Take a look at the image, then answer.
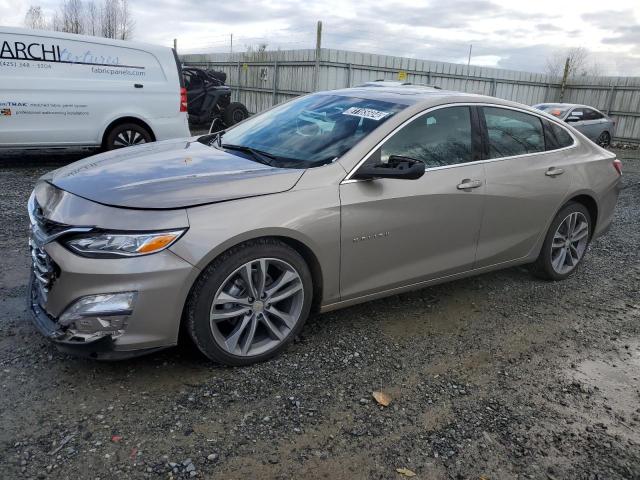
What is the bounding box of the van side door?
[0,32,96,147]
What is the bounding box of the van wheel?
[105,123,152,150]
[186,239,313,366]
[223,102,249,126]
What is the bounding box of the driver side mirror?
[353,152,425,180]
[565,116,581,123]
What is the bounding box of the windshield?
[213,94,407,168]
[533,104,571,118]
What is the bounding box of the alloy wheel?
[113,130,147,147]
[597,132,611,148]
[209,258,304,356]
[550,212,589,275]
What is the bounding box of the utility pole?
[173,38,177,52]
[230,33,233,55]
[314,20,322,91]
[464,44,472,91]
[559,56,570,102]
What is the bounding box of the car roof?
[326,83,526,110]
[535,102,603,111]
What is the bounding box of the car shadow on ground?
[35,263,535,375]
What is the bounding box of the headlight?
[64,229,186,258]
[59,292,136,327]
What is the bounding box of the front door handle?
[457,179,483,190]
[545,167,565,177]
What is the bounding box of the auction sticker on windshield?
[342,106,391,121]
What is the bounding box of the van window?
[380,106,473,168]
[482,107,544,158]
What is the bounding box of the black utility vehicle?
[183,67,249,129]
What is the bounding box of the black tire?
[596,131,611,148]
[223,102,249,126]
[530,202,592,281]
[185,238,313,366]
[104,123,153,150]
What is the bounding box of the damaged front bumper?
[28,273,165,360]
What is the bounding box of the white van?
[0,27,190,150]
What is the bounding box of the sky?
[1,0,640,76]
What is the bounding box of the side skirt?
[319,256,534,313]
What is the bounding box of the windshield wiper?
[198,129,226,147]
[215,129,225,147]
[221,144,277,167]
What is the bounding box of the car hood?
[45,138,305,209]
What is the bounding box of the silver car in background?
[533,103,615,147]
[28,85,622,365]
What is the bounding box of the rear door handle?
[545,167,565,177]
[457,179,483,190]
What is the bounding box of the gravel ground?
[0,148,639,480]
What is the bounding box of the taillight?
[613,159,622,175]
[180,87,187,112]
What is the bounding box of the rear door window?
[482,107,545,158]
[583,108,604,121]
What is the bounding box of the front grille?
[28,197,64,304]
[29,238,57,304]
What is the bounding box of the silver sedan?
[533,103,615,147]
[28,85,622,365]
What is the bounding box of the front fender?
[170,186,342,306]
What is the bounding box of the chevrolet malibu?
[28,85,622,365]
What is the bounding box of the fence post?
[606,84,616,114]
[314,21,322,91]
[236,60,241,103]
[272,59,279,106]
[559,57,570,102]
[346,63,352,88]
[544,83,550,101]
[426,70,431,85]
[490,78,497,97]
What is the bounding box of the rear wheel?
[223,102,249,126]
[596,131,611,148]
[186,239,313,365]
[105,123,152,150]
[531,202,592,281]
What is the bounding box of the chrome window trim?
[341,102,578,185]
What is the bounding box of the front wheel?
[531,202,592,281]
[185,239,313,365]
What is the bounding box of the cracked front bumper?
[28,273,168,360]
[26,241,198,361]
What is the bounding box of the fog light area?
[59,292,137,336]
